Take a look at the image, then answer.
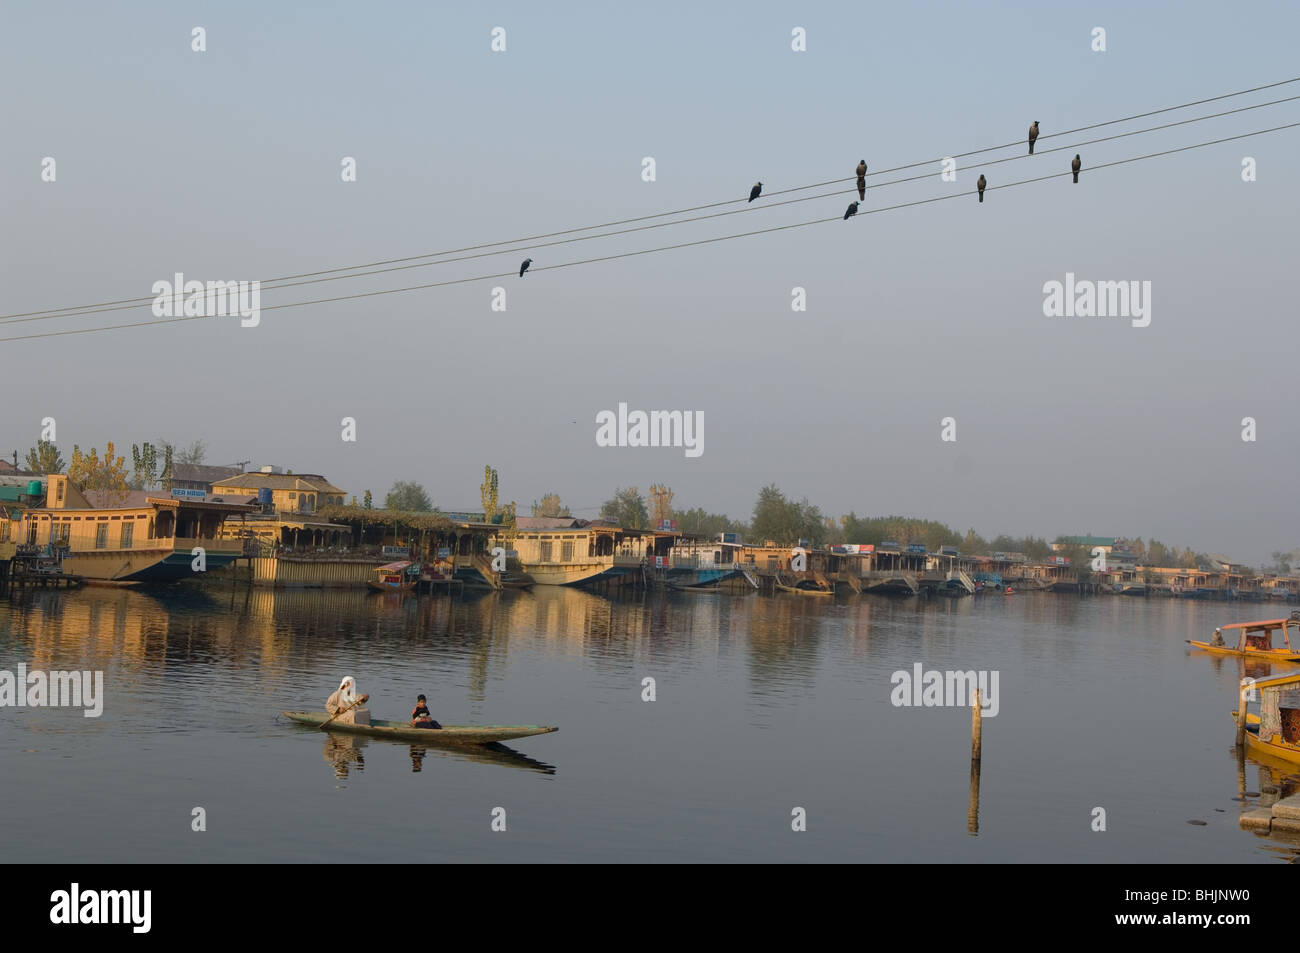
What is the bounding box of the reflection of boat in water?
[408,741,556,774]
[283,710,557,744]
[1189,617,1300,663]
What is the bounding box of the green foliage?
[531,493,571,518]
[600,486,648,529]
[363,490,373,510]
[480,466,500,523]
[24,440,64,475]
[130,442,161,490]
[674,507,747,539]
[385,480,433,512]
[751,485,824,546]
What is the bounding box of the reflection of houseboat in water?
[16,475,254,583]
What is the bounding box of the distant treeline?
[595,483,1213,568]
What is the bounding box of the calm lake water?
[1,583,1296,863]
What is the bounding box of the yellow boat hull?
[1188,641,1300,663]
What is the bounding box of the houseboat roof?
[49,489,259,512]
[212,472,346,494]
[1251,670,1300,691]
[377,561,412,572]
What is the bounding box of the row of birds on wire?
[518,122,1078,276]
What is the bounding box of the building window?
[57,481,64,503]
[120,522,134,548]
[540,541,553,563]
[561,540,574,562]
[95,524,108,549]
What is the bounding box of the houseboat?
[665,534,744,589]
[1235,671,1300,767]
[502,518,663,586]
[17,475,254,583]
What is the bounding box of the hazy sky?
[3,1,1297,563]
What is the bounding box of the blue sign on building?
[170,488,206,500]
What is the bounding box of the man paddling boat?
[326,676,371,726]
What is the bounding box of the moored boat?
[283,710,558,744]
[1234,671,1300,767]
[1188,617,1300,663]
[775,580,833,596]
[367,561,418,593]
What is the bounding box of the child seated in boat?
[411,694,442,729]
[326,676,370,726]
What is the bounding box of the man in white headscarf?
[325,675,371,726]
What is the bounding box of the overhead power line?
[4,75,1297,323]
[6,93,1297,329]
[3,120,1296,345]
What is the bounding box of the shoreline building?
[17,474,254,583]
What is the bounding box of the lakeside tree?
[751,485,824,546]
[480,466,500,522]
[179,440,207,466]
[130,442,161,490]
[363,490,373,510]
[648,483,674,526]
[385,481,433,511]
[24,440,64,474]
[531,493,571,518]
[673,507,746,539]
[601,487,648,529]
[67,443,130,505]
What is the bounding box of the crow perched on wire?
[844,201,859,220]
[1028,120,1039,155]
[977,174,987,203]
[856,159,866,201]
[748,182,762,202]
[1071,154,1081,184]
[519,258,532,277]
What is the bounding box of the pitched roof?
[170,463,243,484]
[212,472,346,495]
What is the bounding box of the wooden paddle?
[318,693,369,729]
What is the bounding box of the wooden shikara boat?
[775,580,832,596]
[1188,617,1300,663]
[283,711,558,745]
[1234,671,1300,767]
[367,561,418,593]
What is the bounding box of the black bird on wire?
[748,181,762,202]
[519,258,532,277]
[977,174,987,203]
[1071,154,1081,183]
[843,201,859,220]
[1028,120,1039,155]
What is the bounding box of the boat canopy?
[1221,619,1293,631]
[376,561,412,572]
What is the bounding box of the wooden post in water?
[968,688,982,833]
[1235,678,1250,748]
